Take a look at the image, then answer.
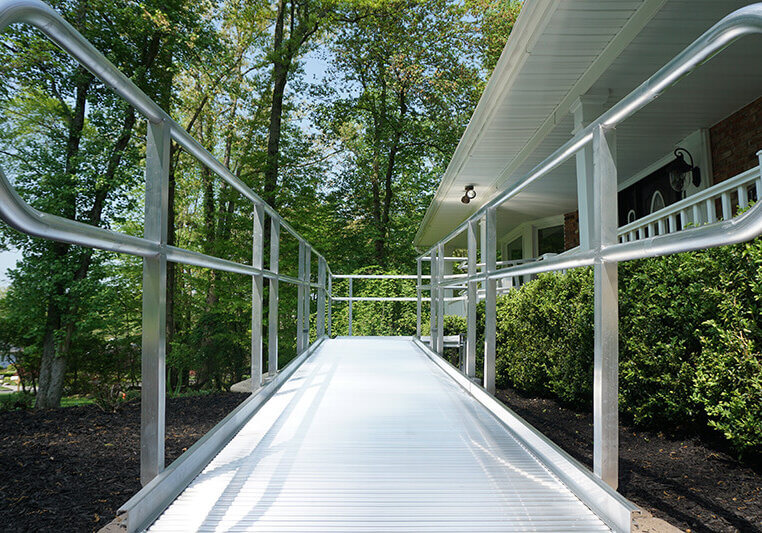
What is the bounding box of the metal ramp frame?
[1,3,762,533]
[117,338,637,532]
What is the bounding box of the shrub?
[0,391,34,411]
[495,268,593,405]
[491,238,762,455]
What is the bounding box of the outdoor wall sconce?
[668,147,701,192]
[461,185,476,204]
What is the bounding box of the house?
[414,0,762,299]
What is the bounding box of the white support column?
[572,93,608,251]
[297,242,306,353]
[436,243,445,356]
[592,124,619,489]
[141,118,169,486]
[348,277,353,336]
[317,258,326,337]
[466,219,478,378]
[268,219,280,375]
[429,249,437,352]
[416,258,422,338]
[251,203,264,388]
[483,208,497,394]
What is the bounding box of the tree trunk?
[35,68,92,409]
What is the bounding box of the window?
[627,210,636,224]
[650,190,665,213]
[506,237,523,261]
[537,225,564,256]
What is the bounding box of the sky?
[0,249,19,286]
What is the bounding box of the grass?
[60,396,95,407]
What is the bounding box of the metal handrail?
[0,0,332,486]
[418,2,762,495]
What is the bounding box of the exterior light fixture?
[668,148,701,192]
[461,185,476,204]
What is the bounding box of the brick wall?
[710,95,762,184]
[563,211,579,250]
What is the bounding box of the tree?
[0,0,214,407]
[316,0,482,270]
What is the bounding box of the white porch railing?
[618,164,762,242]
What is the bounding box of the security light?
[461,185,476,204]
[668,148,701,192]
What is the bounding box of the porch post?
[466,219,478,378]
[592,124,619,489]
[483,208,497,394]
[141,118,169,485]
[572,93,608,250]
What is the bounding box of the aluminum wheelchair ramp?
[147,338,630,532]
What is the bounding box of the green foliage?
[493,240,762,455]
[495,268,593,404]
[0,392,34,412]
[331,267,421,336]
[91,383,138,413]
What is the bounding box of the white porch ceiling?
[416,0,762,251]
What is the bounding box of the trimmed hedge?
[492,239,762,457]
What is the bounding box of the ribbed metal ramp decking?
[144,337,626,532]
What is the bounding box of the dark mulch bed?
[497,388,762,533]
[0,392,246,532]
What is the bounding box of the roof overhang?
[414,0,762,251]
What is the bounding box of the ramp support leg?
[268,220,280,375]
[592,124,619,489]
[416,258,422,338]
[251,203,264,388]
[317,258,326,337]
[483,208,497,394]
[466,219,477,378]
[429,249,437,351]
[141,118,169,486]
[348,277,353,336]
[436,243,445,355]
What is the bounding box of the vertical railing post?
[327,274,332,337]
[484,208,497,394]
[268,219,280,376]
[429,249,437,351]
[592,124,619,489]
[304,247,311,345]
[348,277,353,336]
[416,258,422,338]
[466,219,478,379]
[317,258,326,337]
[436,243,445,355]
[297,241,306,353]
[141,118,169,486]
[251,203,264,388]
